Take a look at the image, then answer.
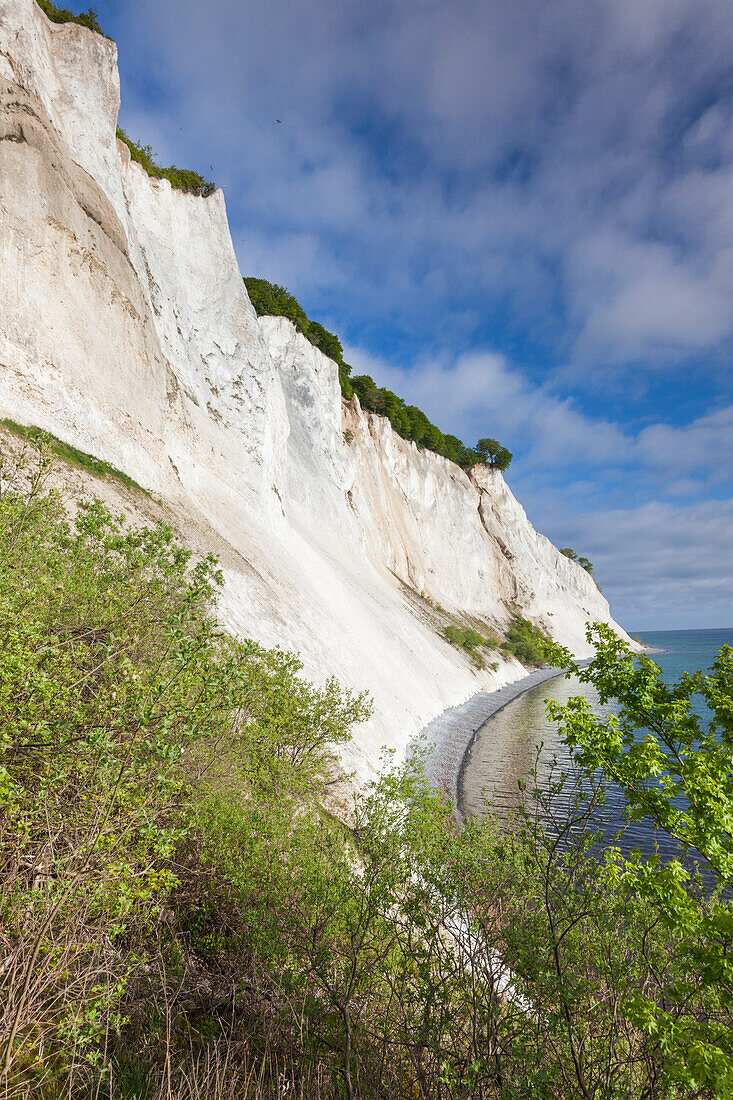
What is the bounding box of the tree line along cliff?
[244,276,513,472]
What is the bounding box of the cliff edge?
[0,0,635,783]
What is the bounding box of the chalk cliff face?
[0,0,635,783]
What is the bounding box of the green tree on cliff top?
[475,437,513,470]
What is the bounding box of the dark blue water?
[461,627,733,861]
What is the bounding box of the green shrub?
[560,546,594,574]
[35,0,107,37]
[243,277,357,399]
[2,442,731,1098]
[475,437,513,471]
[501,614,550,666]
[462,627,485,649]
[307,319,344,363]
[0,440,369,1089]
[244,277,310,334]
[338,362,355,399]
[444,624,485,652]
[545,624,733,1095]
[349,373,482,467]
[444,624,466,647]
[116,128,215,197]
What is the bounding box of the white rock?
[0,0,636,786]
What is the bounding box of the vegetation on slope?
[561,546,594,574]
[1,419,147,494]
[2,440,732,1099]
[443,623,488,652]
[34,1,107,37]
[500,614,552,666]
[443,623,501,671]
[244,276,512,471]
[116,128,216,197]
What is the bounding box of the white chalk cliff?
[0,0,635,783]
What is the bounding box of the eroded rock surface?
[0,0,634,783]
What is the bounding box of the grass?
[1,419,149,494]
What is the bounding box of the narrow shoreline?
[410,662,589,815]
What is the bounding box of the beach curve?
[409,664,587,814]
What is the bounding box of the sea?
[460,627,733,862]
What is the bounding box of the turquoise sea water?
[460,627,733,859]
[634,627,733,685]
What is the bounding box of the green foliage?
[1,419,147,494]
[9,442,731,1098]
[243,276,358,401]
[560,546,594,574]
[545,623,733,1097]
[34,0,107,37]
[444,623,485,652]
[462,626,485,648]
[178,749,732,1099]
[501,614,551,666]
[475,436,513,471]
[307,319,344,364]
[0,441,369,1090]
[349,372,483,467]
[0,448,223,1078]
[445,433,482,468]
[444,623,467,647]
[243,277,311,334]
[116,128,215,197]
[338,362,355,399]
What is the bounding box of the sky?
[93,0,733,631]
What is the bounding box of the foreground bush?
[0,442,367,1094]
[1,443,731,1098]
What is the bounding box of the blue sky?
[94,0,732,631]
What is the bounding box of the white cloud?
[345,344,628,469]
[119,0,733,373]
[542,499,733,629]
[110,0,733,628]
[637,406,733,479]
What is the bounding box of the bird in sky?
[276,119,282,124]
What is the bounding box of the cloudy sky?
[96,0,733,630]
